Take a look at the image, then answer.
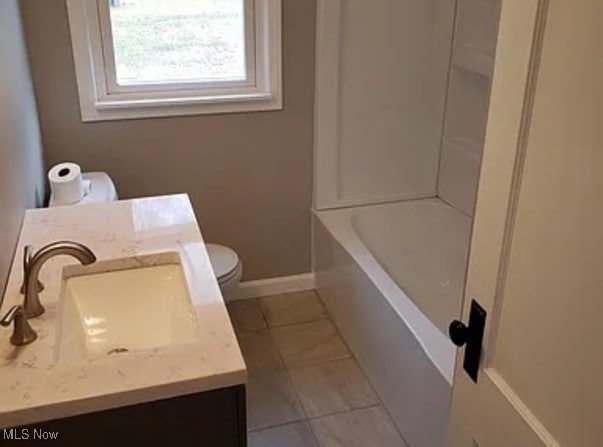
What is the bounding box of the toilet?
[205,243,243,300]
[48,171,243,300]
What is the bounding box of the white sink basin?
[56,253,199,362]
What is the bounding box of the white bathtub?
[313,198,471,447]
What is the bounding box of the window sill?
[80,92,283,122]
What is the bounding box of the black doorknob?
[449,301,487,383]
[449,320,469,347]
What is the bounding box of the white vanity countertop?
[0,194,246,428]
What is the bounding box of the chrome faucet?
[21,241,97,318]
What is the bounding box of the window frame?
[66,0,282,121]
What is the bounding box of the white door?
[447,0,603,446]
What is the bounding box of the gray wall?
[20,0,316,281]
[0,1,45,296]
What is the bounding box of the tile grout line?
[247,405,385,447]
[237,291,402,445]
[252,297,271,331]
[253,294,313,430]
[251,292,327,446]
[229,298,305,434]
[263,315,330,330]
[258,290,330,330]
[234,316,331,336]
[245,377,382,431]
[305,403,383,422]
[313,290,412,446]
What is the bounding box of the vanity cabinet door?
[17,385,246,446]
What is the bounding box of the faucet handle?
[0,305,37,346]
[19,246,44,295]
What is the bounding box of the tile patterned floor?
[227,291,409,447]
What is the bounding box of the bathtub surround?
[19,0,316,281]
[0,0,45,297]
[312,1,502,445]
[312,4,463,443]
[314,0,456,209]
[313,212,452,447]
[315,0,499,216]
[0,195,245,428]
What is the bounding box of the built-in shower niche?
[438,70,490,216]
[438,0,501,216]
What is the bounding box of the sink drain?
[107,347,129,355]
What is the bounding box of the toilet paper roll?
[48,162,85,206]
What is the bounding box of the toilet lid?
[206,244,240,280]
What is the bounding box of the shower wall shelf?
[437,0,501,217]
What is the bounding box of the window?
[66,0,282,121]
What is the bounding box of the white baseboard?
[231,273,316,301]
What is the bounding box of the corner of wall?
[0,0,45,302]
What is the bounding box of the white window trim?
[66,0,282,122]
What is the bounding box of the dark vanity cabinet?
[14,385,246,446]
